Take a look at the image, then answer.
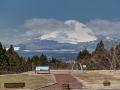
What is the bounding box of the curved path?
[37,74,83,90]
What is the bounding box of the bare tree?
[104,38,120,72]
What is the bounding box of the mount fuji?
[39,20,97,44]
[8,20,120,60]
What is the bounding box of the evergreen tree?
[27,57,32,71]
[20,57,27,72]
[32,55,39,67]
[76,48,91,62]
[13,52,22,73]
[50,58,67,69]
[91,40,110,69]
[6,45,27,73]
[39,54,48,65]
[0,42,8,73]
[6,45,15,72]
[92,40,105,55]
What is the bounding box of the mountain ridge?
[11,35,120,60]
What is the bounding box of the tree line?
[76,40,120,70]
[1,40,119,74]
[0,42,67,74]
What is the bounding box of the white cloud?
[1,18,98,45]
[86,19,120,38]
[41,32,57,39]
[5,18,120,45]
[38,19,97,44]
[20,18,97,44]
[20,18,72,38]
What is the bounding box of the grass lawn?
[74,70,120,87]
[0,74,54,90]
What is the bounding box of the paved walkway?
[37,74,83,90]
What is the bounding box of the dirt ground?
[38,74,83,90]
[3,70,120,89]
[74,70,120,87]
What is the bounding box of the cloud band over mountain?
[1,18,120,45]
[22,18,96,44]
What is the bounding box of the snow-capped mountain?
[12,35,120,60]
[5,20,120,60]
[33,20,97,44]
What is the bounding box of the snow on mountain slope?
[14,35,120,60]
[40,20,97,44]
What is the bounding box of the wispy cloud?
[21,18,71,37]
[2,18,120,45]
[86,19,120,38]
[21,18,96,44]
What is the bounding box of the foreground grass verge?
[0,74,54,90]
[74,70,120,87]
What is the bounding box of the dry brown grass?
[1,70,120,90]
[74,70,120,87]
[0,73,54,90]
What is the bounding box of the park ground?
[0,70,120,90]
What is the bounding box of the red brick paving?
[38,74,83,90]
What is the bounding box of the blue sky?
[0,0,120,45]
